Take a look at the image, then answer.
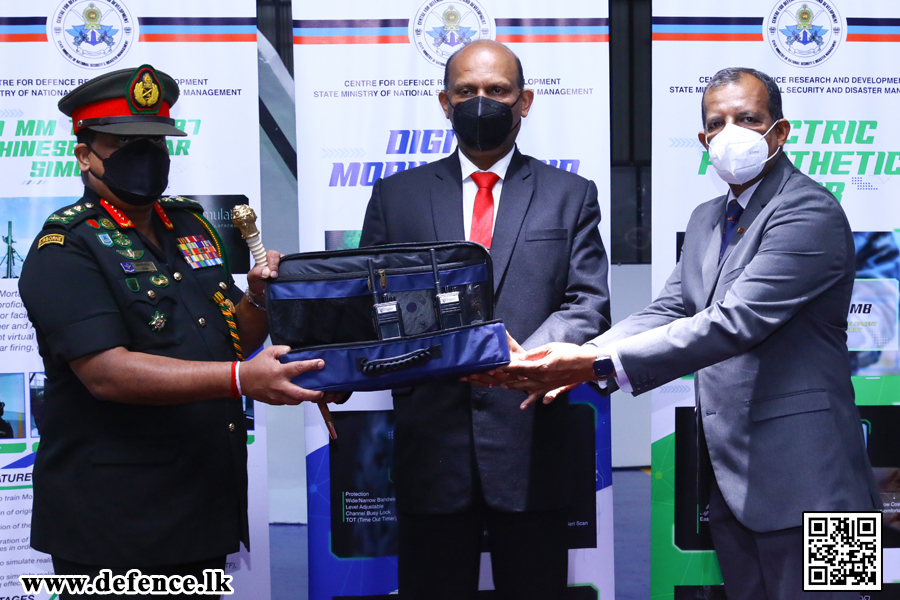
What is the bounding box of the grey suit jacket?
[360,149,611,513]
[591,153,879,532]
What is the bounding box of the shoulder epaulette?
[42,201,101,231]
[159,195,203,212]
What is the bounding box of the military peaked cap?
[59,64,187,137]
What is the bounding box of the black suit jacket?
[360,149,611,513]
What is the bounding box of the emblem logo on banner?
[410,0,494,68]
[50,0,136,68]
[766,0,844,68]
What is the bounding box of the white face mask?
[706,121,781,185]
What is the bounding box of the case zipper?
[287,319,502,353]
[276,259,485,282]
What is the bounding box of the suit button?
[173,272,182,281]
[198,317,206,327]
[228,423,236,433]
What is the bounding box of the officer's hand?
[322,391,352,404]
[240,345,324,405]
[247,249,282,298]
[462,331,524,387]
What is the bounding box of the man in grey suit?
[360,40,610,599]
[484,67,880,599]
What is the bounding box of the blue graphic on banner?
[307,442,399,598]
[305,385,611,599]
[779,23,825,48]
[2,453,35,469]
[67,23,119,48]
[571,384,613,493]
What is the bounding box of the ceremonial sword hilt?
[232,204,267,268]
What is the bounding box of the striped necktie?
[719,199,744,261]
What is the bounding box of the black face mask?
[449,94,522,152]
[89,138,170,206]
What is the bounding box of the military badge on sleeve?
[38,234,65,249]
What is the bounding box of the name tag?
[121,261,158,274]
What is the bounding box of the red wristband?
[230,361,241,400]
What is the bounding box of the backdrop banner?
[293,0,613,597]
[652,0,900,597]
[0,1,268,598]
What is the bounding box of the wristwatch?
[592,353,615,379]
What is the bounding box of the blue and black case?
[268,241,510,392]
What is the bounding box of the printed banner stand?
[0,1,268,598]
[652,0,900,597]
[294,0,613,598]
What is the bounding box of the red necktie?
[470,171,500,249]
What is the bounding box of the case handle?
[356,345,443,377]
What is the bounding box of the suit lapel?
[716,152,796,271]
[700,196,726,300]
[430,151,465,242]
[703,152,797,305]
[489,150,533,294]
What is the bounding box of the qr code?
[803,511,882,591]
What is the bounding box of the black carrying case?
[268,241,510,392]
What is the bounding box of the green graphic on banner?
[853,374,900,406]
[650,433,722,599]
[650,376,899,598]
[0,118,199,178]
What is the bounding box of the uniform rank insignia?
[46,214,72,224]
[38,234,64,249]
[148,311,166,331]
[117,248,144,259]
[121,261,158,274]
[112,232,132,248]
[177,235,224,269]
[97,233,114,247]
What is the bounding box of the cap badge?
[127,65,165,115]
[134,73,160,108]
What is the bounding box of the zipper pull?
[378,269,388,290]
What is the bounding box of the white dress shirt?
[598,179,763,394]
[459,145,516,240]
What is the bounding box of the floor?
[269,468,651,600]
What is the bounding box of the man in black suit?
[359,40,610,600]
